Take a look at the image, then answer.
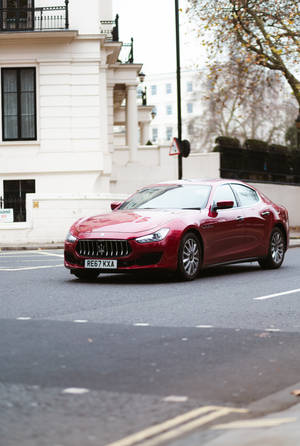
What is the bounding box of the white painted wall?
[1,149,299,246]
[0,193,126,246]
[111,147,300,227]
[0,37,110,195]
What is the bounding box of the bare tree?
[185,59,298,151]
[186,0,300,107]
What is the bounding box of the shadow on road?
[65,262,263,285]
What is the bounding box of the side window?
[151,85,157,95]
[166,127,172,141]
[152,127,158,142]
[166,83,172,94]
[213,184,237,207]
[231,184,259,207]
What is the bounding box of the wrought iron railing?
[0,1,69,32]
[100,14,119,41]
[100,15,134,63]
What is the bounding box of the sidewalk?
[203,401,300,446]
[171,383,300,446]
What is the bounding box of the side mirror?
[111,201,122,211]
[215,200,234,210]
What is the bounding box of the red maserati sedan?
[64,179,289,281]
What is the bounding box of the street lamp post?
[175,0,183,179]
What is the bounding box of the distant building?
[146,71,203,150]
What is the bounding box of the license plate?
[84,259,117,269]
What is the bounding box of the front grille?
[76,240,131,258]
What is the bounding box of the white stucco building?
[0,0,154,243]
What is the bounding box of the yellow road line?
[105,406,248,446]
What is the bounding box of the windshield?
[119,185,211,210]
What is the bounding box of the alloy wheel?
[271,230,284,265]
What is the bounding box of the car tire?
[177,232,202,281]
[258,227,285,270]
[72,269,100,280]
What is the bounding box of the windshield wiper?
[182,207,201,210]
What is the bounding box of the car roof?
[142,178,246,187]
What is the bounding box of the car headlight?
[135,228,170,244]
[66,232,77,243]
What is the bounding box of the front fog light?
[136,228,169,244]
[66,232,77,243]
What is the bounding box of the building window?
[187,81,193,92]
[187,103,193,113]
[152,128,158,142]
[1,0,34,31]
[166,127,172,141]
[1,67,36,141]
[2,179,35,222]
[166,83,172,94]
[166,104,172,115]
[151,85,157,95]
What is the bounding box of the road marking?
[212,417,297,430]
[134,323,150,327]
[0,264,63,271]
[104,406,248,446]
[254,288,300,301]
[17,317,32,320]
[62,388,90,395]
[35,251,64,258]
[73,320,88,323]
[163,396,188,403]
[265,328,281,332]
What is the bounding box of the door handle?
[236,216,244,221]
[261,211,271,217]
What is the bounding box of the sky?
[112,0,206,75]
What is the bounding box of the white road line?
[35,251,64,258]
[254,288,300,301]
[0,264,63,271]
[0,251,63,258]
[62,388,90,395]
[16,317,32,320]
[104,406,248,446]
[163,396,188,403]
[73,320,88,323]
[265,328,281,332]
[212,417,297,430]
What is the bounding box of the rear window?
[231,184,259,207]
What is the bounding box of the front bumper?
[64,236,178,273]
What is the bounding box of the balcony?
[100,14,134,64]
[0,0,69,32]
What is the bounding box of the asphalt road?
[0,248,300,446]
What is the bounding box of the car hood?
[73,209,192,237]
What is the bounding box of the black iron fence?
[0,1,69,32]
[217,145,300,184]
